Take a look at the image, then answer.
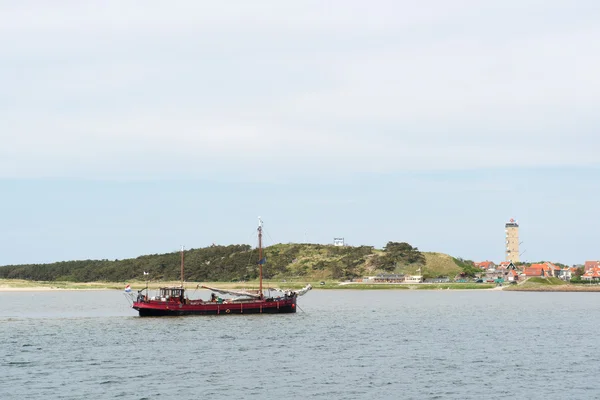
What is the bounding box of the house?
[405,275,423,283]
[545,262,562,278]
[507,269,519,282]
[497,261,517,279]
[584,261,600,272]
[523,263,552,277]
[475,261,496,271]
[582,268,600,282]
[522,262,563,278]
[372,274,405,283]
[557,267,576,281]
[498,261,517,270]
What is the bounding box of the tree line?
[0,242,472,282]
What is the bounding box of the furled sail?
[295,284,312,296]
[200,285,261,299]
[267,283,312,297]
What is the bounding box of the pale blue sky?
[1,1,599,266]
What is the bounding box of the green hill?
[0,242,468,283]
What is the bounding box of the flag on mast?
[124,284,131,293]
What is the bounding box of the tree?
[382,242,425,268]
[453,257,479,277]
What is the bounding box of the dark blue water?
[1,290,599,399]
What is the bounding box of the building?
[371,274,405,283]
[333,238,345,247]
[584,261,600,272]
[475,261,496,271]
[545,262,561,277]
[523,263,552,277]
[505,218,520,263]
[582,268,600,282]
[498,261,517,270]
[497,261,517,280]
[557,267,576,281]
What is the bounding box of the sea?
[1,289,599,400]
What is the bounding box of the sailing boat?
[131,218,311,316]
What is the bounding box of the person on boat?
[210,293,217,302]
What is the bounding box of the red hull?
[133,296,297,317]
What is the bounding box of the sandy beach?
[0,286,113,291]
[0,279,123,291]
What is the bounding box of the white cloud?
[1,0,599,180]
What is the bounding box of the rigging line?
[123,293,134,306]
[262,228,276,248]
[296,304,306,313]
[240,229,259,283]
[246,228,258,244]
[242,228,260,276]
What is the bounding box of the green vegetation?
[377,242,426,271]
[317,283,494,290]
[421,253,462,278]
[503,277,568,291]
[414,283,495,290]
[503,277,600,292]
[0,242,472,284]
[453,257,479,277]
[569,268,585,283]
[526,277,567,285]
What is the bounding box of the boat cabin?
[158,287,185,301]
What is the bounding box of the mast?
[180,245,184,288]
[258,217,263,299]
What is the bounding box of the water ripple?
[1,290,600,399]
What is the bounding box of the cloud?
[1,1,599,180]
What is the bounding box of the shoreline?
[0,287,114,292]
[504,285,600,292]
[3,279,600,292]
[3,287,600,292]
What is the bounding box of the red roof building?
[585,261,600,272]
[583,268,600,280]
[475,261,496,270]
[497,261,517,271]
[507,269,519,281]
[546,263,561,276]
[523,263,552,277]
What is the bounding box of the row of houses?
[472,261,521,282]
[353,260,600,284]
[475,260,572,280]
[475,260,600,282]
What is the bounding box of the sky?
[1,1,599,266]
